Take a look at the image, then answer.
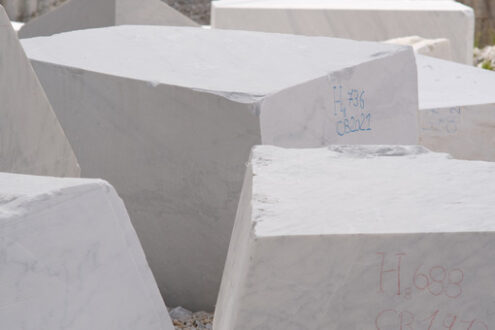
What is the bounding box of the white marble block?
[0,172,173,329]
[385,36,452,61]
[0,6,79,177]
[215,145,495,329]
[418,55,495,161]
[21,26,419,309]
[18,0,198,38]
[212,0,474,64]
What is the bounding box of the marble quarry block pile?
[22,26,419,310]
[0,6,78,177]
[418,55,495,161]
[18,0,198,38]
[385,36,452,61]
[214,145,495,329]
[212,0,474,64]
[0,172,173,329]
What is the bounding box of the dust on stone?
[168,306,213,329]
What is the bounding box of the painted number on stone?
[375,309,488,330]
[422,107,461,135]
[332,85,371,136]
[374,252,487,329]
[376,252,464,299]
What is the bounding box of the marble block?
[385,36,452,61]
[10,20,24,31]
[418,55,495,161]
[0,172,173,329]
[21,26,419,310]
[0,6,79,177]
[214,145,495,329]
[212,0,474,64]
[18,0,198,38]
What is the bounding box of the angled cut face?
[0,172,173,329]
[22,25,418,310]
[214,145,495,329]
[18,0,198,39]
[212,0,474,64]
[418,55,495,161]
[0,6,79,177]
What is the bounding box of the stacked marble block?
[22,26,419,310]
[385,36,452,61]
[418,55,495,161]
[0,173,173,329]
[17,0,197,38]
[0,6,78,177]
[212,0,474,64]
[215,145,495,329]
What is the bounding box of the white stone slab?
[418,55,495,161]
[21,26,419,309]
[18,0,198,38]
[212,0,474,64]
[215,145,495,329]
[10,20,24,31]
[0,172,173,329]
[385,36,452,61]
[0,6,79,177]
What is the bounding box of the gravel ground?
[169,306,213,329]
[474,46,495,70]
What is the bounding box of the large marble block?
[212,0,474,64]
[0,172,173,329]
[215,145,495,329]
[21,26,419,310]
[418,55,495,161]
[385,36,452,61]
[0,6,79,177]
[18,0,198,38]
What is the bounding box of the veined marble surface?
[22,26,418,310]
[417,55,495,161]
[214,145,495,329]
[0,172,173,329]
[17,0,197,39]
[212,0,474,64]
[0,6,79,177]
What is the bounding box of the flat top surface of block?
[252,145,495,236]
[417,55,495,109]
[21,25,406,96]
[214,0,470,11]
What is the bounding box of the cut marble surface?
[0,172,173,330]
[0,6,79,177]
[214,145,495,329]
[18,0,197,38]
[418,55,495,161]
[385,36,452,61]
[22,26,418,310]
[212,0,474,64]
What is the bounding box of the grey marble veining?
[212,0,474,64]
[214,145,495,329]
[0,172,173,330]
[22,26,418,310]
[0,6,79,177]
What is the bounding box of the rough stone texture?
[22,26,419,310]
[0,172,173,329]
[164,0,210,25]
[215,145,495,329]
